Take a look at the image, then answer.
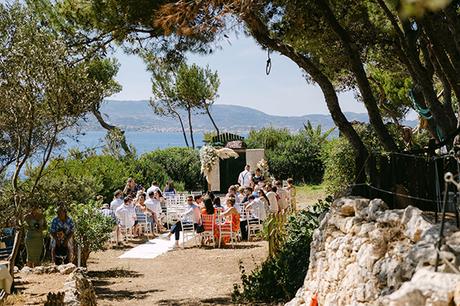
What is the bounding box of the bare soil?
[4,240,268,305]
[88,240,268,305]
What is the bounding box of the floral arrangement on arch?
[257,158,269,177]
[200,145,239,182]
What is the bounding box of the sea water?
[61,131,205,155]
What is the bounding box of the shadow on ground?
[89,268,159,301]
[88,268,142,278]
[157,295,233,305]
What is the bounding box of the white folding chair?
[201,214,216,247]
[246,208,263,241]
[180,219,198,248]
[136,211,152,238]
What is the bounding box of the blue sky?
[110,34,368,117]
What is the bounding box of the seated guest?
[162,195,201,248]
[236,186,245,203]
[213,197,223,209]
[50,206,74,264]
[110,190,124,212]
[135,193,155,236]
[242,187,253,204]
[145,190,166,232]
[163,180,176,195]
[201,197,219,242]
[220,197,240,245]
[123,178,143,198]
[246,195,267,221]
[194,194,204,208]
[115,197,137,236]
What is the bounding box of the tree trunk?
[242,11,369,184]
[316,0,398,152]
[173,109,190,147]
[205,106,220,136]
[187,107,195,149]
[92,106,132,155]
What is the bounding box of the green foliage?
[322,137,356,195]
[246,126,329,183]
[71,200,116,266]
[232,198,332,303]
[246,127,291,151]
[267,134,324,184]
[138,147,202,191]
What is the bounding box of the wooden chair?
[201,214,216,247]
[218,214,238,248]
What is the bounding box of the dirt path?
[88,240,268,305]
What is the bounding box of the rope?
[265,49,272,75]
[350,183,443,204]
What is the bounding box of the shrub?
[70,200,116,267]
[322,137,356,195]
[246,126,328,184]
[232,198,331,303]
[138,147,202,191]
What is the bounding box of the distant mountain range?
[80,100,416,134]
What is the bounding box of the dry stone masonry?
[287,197,460,306]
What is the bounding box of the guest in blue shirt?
[50,206,75,264]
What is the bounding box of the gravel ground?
[88,240,268,305]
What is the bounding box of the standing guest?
[252,168,264,186]
[161,195,201,248]
[123,178,143,198]
[220,197,240,245]
[24,207,46,267]
[115,197,137,238]
[286,178,297,211]
[50,206,75,264]
[194,194,204,208]
[163,181,176,195]
[238,164,253,188]
[110,190,124,212]
[275,181,289,213]
[265,185,279,214]
[147,181,160,197]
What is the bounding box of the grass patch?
[296,183,327,210]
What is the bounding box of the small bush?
[71,200,116,267]
[232,198,331,303]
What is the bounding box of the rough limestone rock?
[58,263,77,275]
[20,266,32,274]
[286,197,460,306]
[63,269,97,306]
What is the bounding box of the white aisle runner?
[118,233,192,259]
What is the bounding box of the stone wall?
[287,197,460,306]
[63,269,97,306]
